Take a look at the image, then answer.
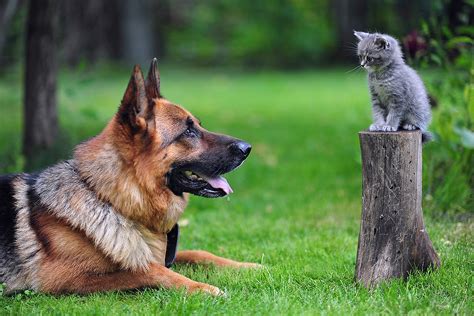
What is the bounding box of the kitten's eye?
[366,57,373,62]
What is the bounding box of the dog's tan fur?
[0,60,258,296]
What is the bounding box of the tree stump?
[355,130,440,288]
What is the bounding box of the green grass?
[0,65,472,315]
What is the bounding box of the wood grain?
[355,130,440,288]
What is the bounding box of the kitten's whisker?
[346,65,362,73]
[343,43,359,51]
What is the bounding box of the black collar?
[165,224,179,268]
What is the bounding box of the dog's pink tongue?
[202,175,233,195]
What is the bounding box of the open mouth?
[167,168,235,198]
[183,170,233,195]
[166,140,251,198]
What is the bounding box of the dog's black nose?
[230,141,251,158]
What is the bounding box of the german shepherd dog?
[0,59,259,296]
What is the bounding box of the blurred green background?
[0,0,471,214]
[1,0,470,68]
[0,0,472,314]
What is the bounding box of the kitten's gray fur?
[354,31,432,142]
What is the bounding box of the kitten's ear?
[375,36,390,49]
[354,31,369,41]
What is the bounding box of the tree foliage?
[165,0,334,67]
[419,0,473,214]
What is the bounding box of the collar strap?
[165,224,179,268]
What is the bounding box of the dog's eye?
[183,127,198,138]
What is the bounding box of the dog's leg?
[175,250,262,268]
[39,262,223,296]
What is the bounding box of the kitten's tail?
[422,131,433,144]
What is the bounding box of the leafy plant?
[419,0,473,215]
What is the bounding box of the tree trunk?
[119,0,154,65]
[23,0,59,166]
[0,0,20,63]
[331,0,368,61]
[60,1,121,66]
[355,130,440,288]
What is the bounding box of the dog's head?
[114,59,250,198]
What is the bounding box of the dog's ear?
[375,36,390,49]
[354,31,369,41]
[145,58,161,99]
[118,65,150,131]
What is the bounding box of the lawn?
[0,65,472,315]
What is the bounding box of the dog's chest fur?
[33,161,181,270]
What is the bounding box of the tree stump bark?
[355,130,440,288]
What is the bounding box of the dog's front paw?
[237,262,264,269]
[381,125,397,132]
[189,282,225,297]
[402,124,417,131]
[369,124,383,131]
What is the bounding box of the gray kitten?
[354,31,432,142]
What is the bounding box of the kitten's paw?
[369,124,383,131]
[402,124,417,131]
[381,125,397,132]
